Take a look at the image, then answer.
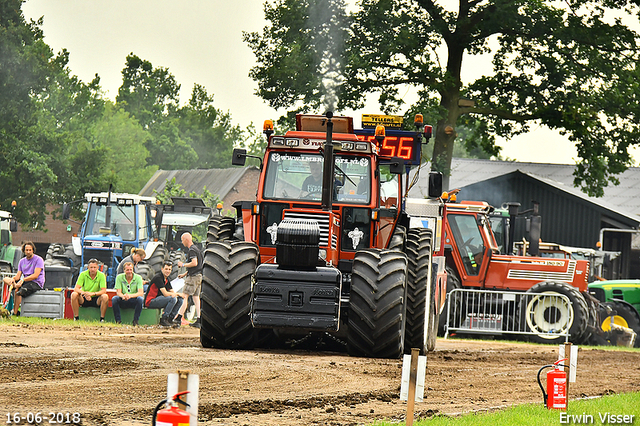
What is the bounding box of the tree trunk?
[431,37,464,191]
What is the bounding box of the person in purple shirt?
[2,241,45,316]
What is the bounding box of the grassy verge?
[371,392,640,426]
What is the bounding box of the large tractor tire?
[520,281,589,344]
[167,249,186,282]
[388,225,406,251]
[347,249,408,359]
[146,245,167,279]
[438,266,462,336]
[200,241,263,349]
[404,228,433,354]
[44,243,65,264]
[134,262,153,282]
[206,216,236,243]
[600,300,640,348]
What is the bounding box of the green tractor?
[588,280,640,347]
[0,209,20,274]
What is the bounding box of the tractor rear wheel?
[200,241,263,349]
[207,216,236,243]
[347,249,408,359]
[520,281,589,344]
[601,300,640,347]
[146,245,167,279]
[404,228,433,354]
[167,249,186,282]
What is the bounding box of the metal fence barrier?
[444,288,572,342]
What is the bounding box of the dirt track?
[0,321,638,426]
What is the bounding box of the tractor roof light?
[423,125,433,141]
[414,114,423,129]
[216,202,223,210]
[263,119,274,138]
[441,191,449,201]
[375,125,386,143]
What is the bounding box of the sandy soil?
[0,321,638,426]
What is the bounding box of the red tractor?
[200,112,447,358]
[438,198,635,345]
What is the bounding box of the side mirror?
[388,157,405,175]
[9,219,17,233]
[232,148,247,166]
[62,203,71,220]
[427,172,443,198]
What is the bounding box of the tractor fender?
[144,241,163,258]
[71,236,82,257]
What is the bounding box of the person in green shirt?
[112,262,144,325]
[71,259,108,321]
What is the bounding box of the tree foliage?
[0,2,246,228]
[245,0,640,196]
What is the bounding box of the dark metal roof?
[138,167,256,198]
[408,158,640,215]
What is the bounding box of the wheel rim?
[601,315,629,331]
[525,291,574,339]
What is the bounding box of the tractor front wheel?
[200,241,263,349]
[600,300,640,347]
[520,281,589,344]
[347,249,408,359]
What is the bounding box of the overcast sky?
[21,0,603,165]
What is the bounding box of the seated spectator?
[2,242,45,316]
[71,258,108,321]
[112,262,144,325]
[145,261,184,327]
[116,247,146,275]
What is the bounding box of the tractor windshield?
[86,204,136,241]
[263,152,372,204]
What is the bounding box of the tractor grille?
[82,249,113,267]
[283,211,335,248]
[507,260,577,282]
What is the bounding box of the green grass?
[371,393,640,426]
[1,316,125,327]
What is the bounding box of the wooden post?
[406,348,420,426]
[177,370,190,410]
[563,342,572,408]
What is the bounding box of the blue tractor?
[64,191,166,288]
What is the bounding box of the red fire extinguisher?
[152,391,191,426]
[537,358,568,410]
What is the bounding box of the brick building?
[12,204,81,253]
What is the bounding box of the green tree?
[86,102,158,193]
[117,55,246,170]
[0,0,74,226]
[176,84,243,168]
[246,0,640,196]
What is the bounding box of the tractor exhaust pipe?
[321,112,335,211]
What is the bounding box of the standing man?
[112,262,144,325]
[71,258,108,321]
[2,241,45,316]
[174,232,203,328]
[145,261,184,327]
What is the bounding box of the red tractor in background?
[438,197,636,346]
[200,112,447,358]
